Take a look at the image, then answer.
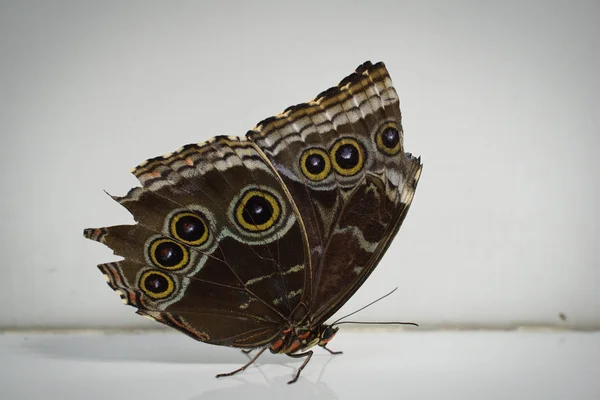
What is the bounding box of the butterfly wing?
[248,61,422,324]
[84,137,310,347]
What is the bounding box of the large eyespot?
[376,123,402,155]
[139,270,175,299]
[148,238,189,270]
[330,138,364,176]
[300,148,331,181]
[170,212,209,246]
[235,189,281,232]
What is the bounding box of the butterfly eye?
[139,270,175,299]
[170,212,209,246]
[148,238,189,270]
[330,138,364,176]
[300,148,331,181]
[235,190,281,232]
[376,123,402,155]
[319,326,338,344]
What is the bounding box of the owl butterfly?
[84,61,422,384]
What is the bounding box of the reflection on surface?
[190,351,339,399]
[21,332,341,399]
[189,377,338,400]
[5,331,600,399]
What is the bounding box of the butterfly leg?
[322,345,343,355]
[286,350,313,384]
[241,348,253,354]
[216,346,268,379]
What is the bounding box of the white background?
[1,0,599,330]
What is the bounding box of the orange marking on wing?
[104,267,120,284]
[185,158,193,166]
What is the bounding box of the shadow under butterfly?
[83,61,423,384]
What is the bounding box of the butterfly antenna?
[332,321,418,327]
[330,288,417,327]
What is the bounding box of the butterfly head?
[318,325,339,346]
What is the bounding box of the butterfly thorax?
[269,324,339,354]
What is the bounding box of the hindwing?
[247,61,422,324]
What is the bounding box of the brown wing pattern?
[84,137,310,347]
[247,61,422,325]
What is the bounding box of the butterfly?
[83,61,422,384]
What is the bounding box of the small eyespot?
[235,189,281,232]
[376,123,402,155]
[148,239,189,270]
[139,270,175,299]
[170,212,209,246]
[330,138,364,176]
[300,148,331,181]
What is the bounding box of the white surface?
[1,330,599,399]
[1,1,599,329]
